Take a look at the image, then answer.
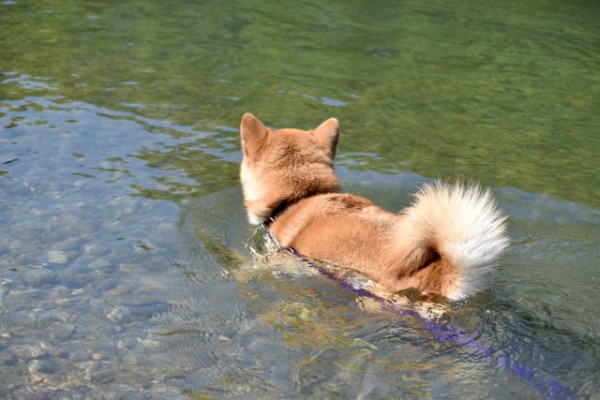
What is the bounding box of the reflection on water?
[1,0,599,398]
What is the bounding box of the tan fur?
[240,113,508,300]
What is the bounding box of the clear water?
[1,0,599,398]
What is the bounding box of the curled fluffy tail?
[395,182,509,300]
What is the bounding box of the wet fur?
[240,113,508,300]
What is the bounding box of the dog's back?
[240,113,508,300]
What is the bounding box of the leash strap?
[263,226,575,399]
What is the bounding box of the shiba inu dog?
[239,113,508,300]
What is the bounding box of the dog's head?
[239,113,340,224]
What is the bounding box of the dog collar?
[265,200,292,226]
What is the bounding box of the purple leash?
[278,245,576,400]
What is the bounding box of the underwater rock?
[27,359,56,384]
[83,243,110,257]
[23,267,57,287]
[48,250,71,264]
[106,305,133,324]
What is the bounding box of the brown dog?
[239,113,508,300]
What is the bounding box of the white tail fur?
[398,182,509,300]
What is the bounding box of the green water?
[3,0,599,205]
[1,0,599,398]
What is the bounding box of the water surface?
[1,0,599,398]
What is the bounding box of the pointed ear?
[312,118,339,159]
[240,113,268,158]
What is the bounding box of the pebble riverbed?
[0,97,240,399]
[0,178,193,398]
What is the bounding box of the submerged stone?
[23,267,57,287]
[48,250,71,264]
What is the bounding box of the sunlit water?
[1,0,599,399]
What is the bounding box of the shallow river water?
[1,1,599,399]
